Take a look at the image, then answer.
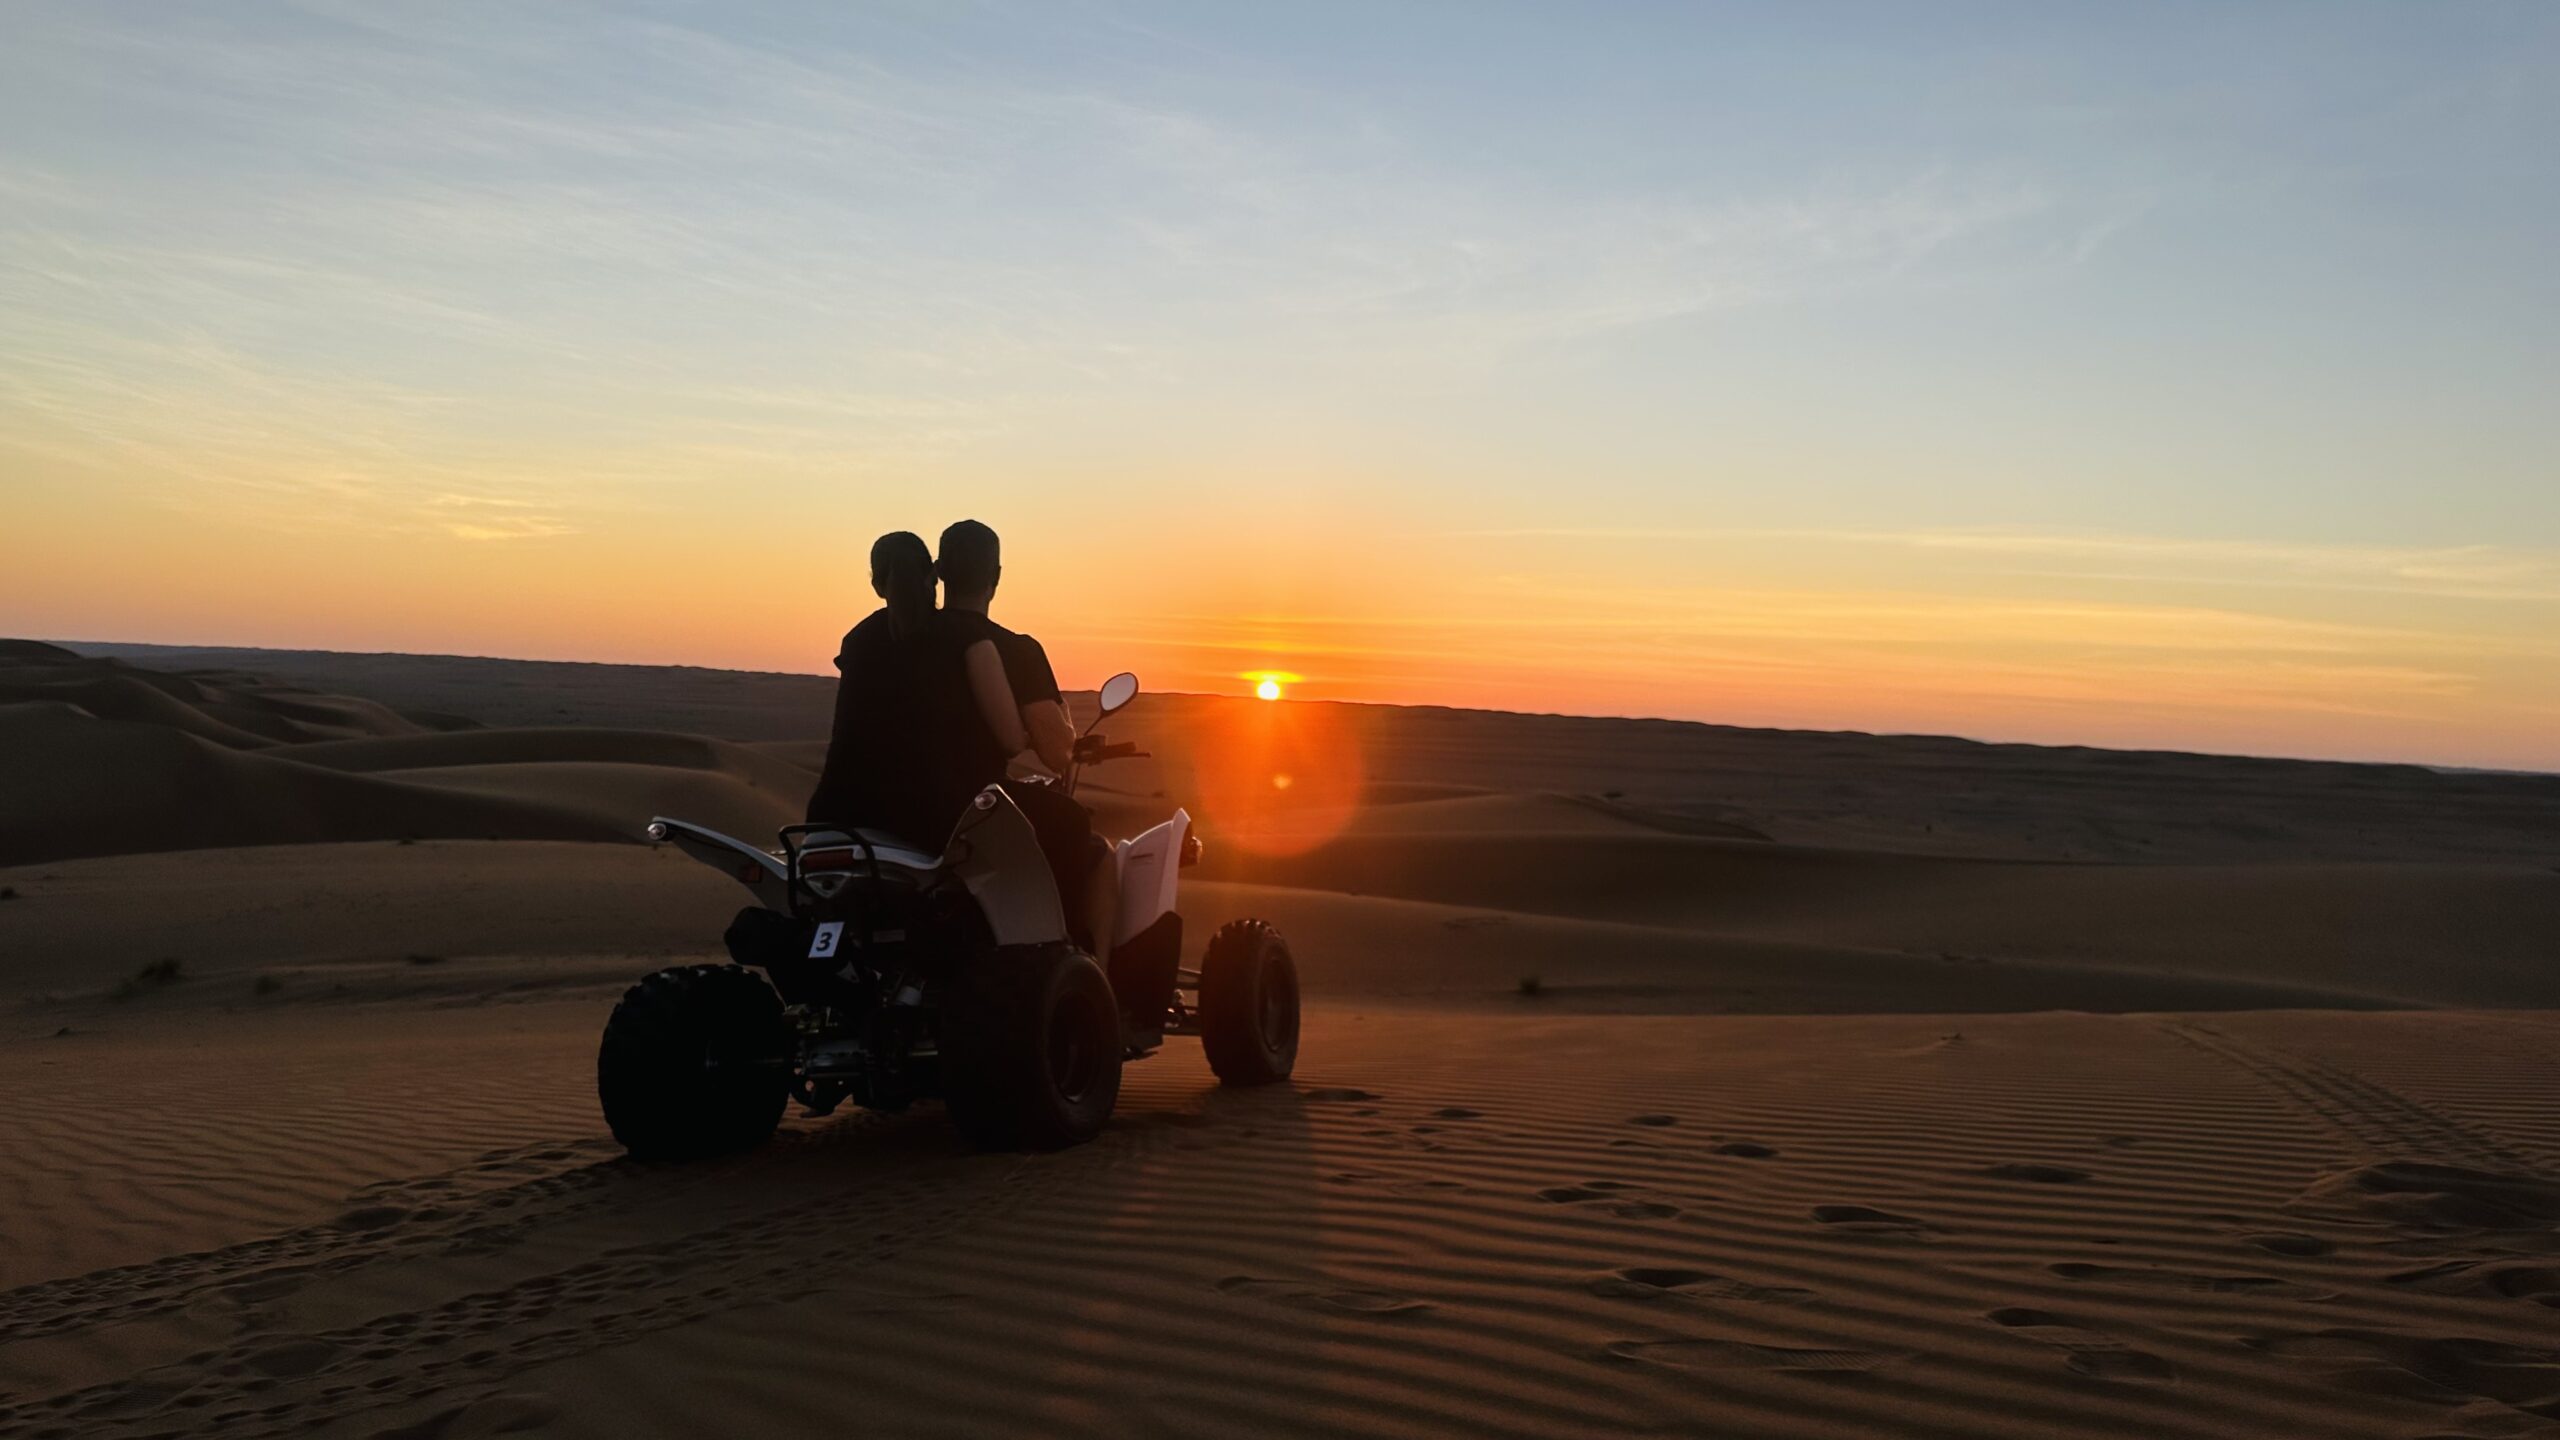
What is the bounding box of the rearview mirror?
[1097,672,1140,716]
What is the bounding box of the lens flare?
[1191,694,1366,859]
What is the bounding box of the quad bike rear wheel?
[943,944,1124,1151]
[1198,919,1300,1086]
[598,964,790,1160]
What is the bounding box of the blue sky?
[4,3,2556,765]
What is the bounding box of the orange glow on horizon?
[6,478,2555,772]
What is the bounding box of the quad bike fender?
[645,817,792,912]
[1111,808,1190,947]
[944,786,1071,947]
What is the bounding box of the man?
[935,519,1118,966]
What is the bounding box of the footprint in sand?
[1607,1338,1903,1374]
[1431,1106,1484,1120]
[242,1338,339,1378]
[2241,1232,2336,1258]
[332,1204,411,1232]
[2049,1261,2331,1300]
[1214,1275,1433,1316]
[221,1270,312,1305]
[1712,1141,1778,1158]
[369,1391,559,1439]
[1627,1114,1680,1127]
[1976,1163,2090,1185]
[2243,1328,2560,1409]
[1597,1266,1715,1292]
[1536,1185,1682,1219]
[2386,1259,2560,1308]
[1986,1307,2176,1384]
[1590,1267,1816,1304]
[1302,1088,1379,1103]
[1811,1204,1933,1235]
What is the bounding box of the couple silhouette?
[807,519,1117,960]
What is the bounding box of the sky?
[3,2,2556,768]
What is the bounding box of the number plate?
[807,921,844,959]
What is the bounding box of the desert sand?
[4,639,2559,1439]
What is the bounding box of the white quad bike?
[598,672,1301,1159]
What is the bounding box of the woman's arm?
[964,639,1029,756]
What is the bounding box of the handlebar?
[1075,739,1147,764]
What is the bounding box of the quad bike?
[598,672,1301,1159]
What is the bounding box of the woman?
[805,532,981,844]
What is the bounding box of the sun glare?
[1242,670,1301,702]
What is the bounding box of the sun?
[1240,668,1301,701]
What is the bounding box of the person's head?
[936,519,1002,608]
[870,531,934,637]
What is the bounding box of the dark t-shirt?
[943,610,1060,707]
[805,609,985,846]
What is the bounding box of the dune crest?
[0,647,809,865]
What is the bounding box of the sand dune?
[64,642,2560,864]
[4,641,456,747]
[6,642,2559,1438]
[0,648,813,865]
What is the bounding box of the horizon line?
[38,635,2554,781]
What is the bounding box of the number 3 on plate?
[808,921,844,959]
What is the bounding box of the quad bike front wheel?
[943,943,1124,1152]
[598,964,790,1160]
[1198,919,1300,1086]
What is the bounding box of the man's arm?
[1002,632,1074,774]
[1023,699,1074,775]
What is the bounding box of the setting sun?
[1242,670,1301,702]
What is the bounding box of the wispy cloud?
[1446,527,2560,603]
[0,4,2142,539]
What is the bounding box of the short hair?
[937,519,1001,595]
